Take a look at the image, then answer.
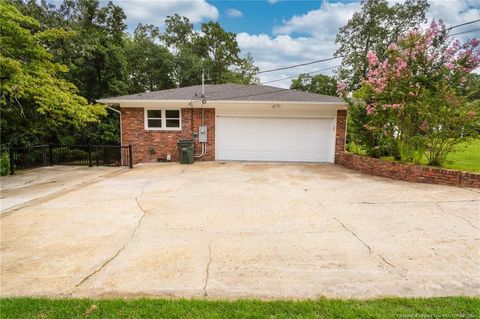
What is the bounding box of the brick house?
[98,84,348,164]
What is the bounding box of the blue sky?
[102,0,479,87]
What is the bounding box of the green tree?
[125,24,175,93]
[463,73,480,102]
[335,0,429,90]
[340,21,480,165]
[13,0,130,102]
[290,74,337,96]
[161,14,205,87]
[0,0,106,146]
[161,15,258,86]
[198,21,241,83]
[161,14,196,50]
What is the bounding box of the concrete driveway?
[1,162,479,299]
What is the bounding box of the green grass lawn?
[0,297,479,319]
[348,139,480,173]
[442,139,480,172]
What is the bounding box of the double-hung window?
[145,109,181,130]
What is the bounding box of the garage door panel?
[217,116,335,163]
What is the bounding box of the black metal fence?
[9,144,133,175]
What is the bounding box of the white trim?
[144,107,182,131]
[98,99,348,106]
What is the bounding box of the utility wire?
[449,27,480,37]
[261,65,340,85]
[447,19,480,30]
[258,20,479,85]
[257,57,341,74]
[256,19,480,76]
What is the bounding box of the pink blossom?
[453,39,461,50]
[365,104,376,115]
[387,43,398,51]
[467,111,477,117]
[336,81,347,96]
[469,38,480,48]
[367,51,379,66]
[445,62,454,70]
[409,91,416,96]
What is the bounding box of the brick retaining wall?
[336,152,480,188]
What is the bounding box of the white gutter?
[97,99,348,107]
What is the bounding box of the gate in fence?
[9,144,133,175]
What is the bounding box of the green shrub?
[0,150,10,176]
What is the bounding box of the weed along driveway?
[1,162,479,299]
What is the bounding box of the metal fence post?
[49,144,53,166]
[9,147,14,175]
[128,145,133,168]
[88,144,93,167]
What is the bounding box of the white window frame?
[144,108,182,131]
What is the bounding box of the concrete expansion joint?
[74,179,150,289]
[334,217,396,270]
[203,241,213,298]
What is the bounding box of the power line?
[260,65,340,85]
[258,19,480,85]
[449,27,480,37]
[258,56,341,74]
[256,19,480,76]
[259,25,479,85]
[447,19,480,30]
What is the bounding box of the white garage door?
[216,116,336,163]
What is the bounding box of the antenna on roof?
[201,69,205,97]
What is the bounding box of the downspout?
[106,105,122,146]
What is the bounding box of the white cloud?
[267,0,279,4]
[111,0,218,30]
[426,0,480,28]
[273,1,360,37]
[237,1,359,88]
[226,8,243,18]
[240,0,480,88]
[237,32,341,88]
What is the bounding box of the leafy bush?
[339,20,480,166]
[0,149,10,176]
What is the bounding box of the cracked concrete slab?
[1,162,479,299]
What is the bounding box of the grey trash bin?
[177,140,194,164]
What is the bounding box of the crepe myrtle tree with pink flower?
[338,20,480,165]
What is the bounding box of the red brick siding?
[337,152,480,188]
[121,107,215,164]
[335,109,347,163]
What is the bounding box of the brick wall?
[335,109,347,162]
[337,152,480,188]
[121,107,215,164]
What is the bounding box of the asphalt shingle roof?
[98,83,344,103]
